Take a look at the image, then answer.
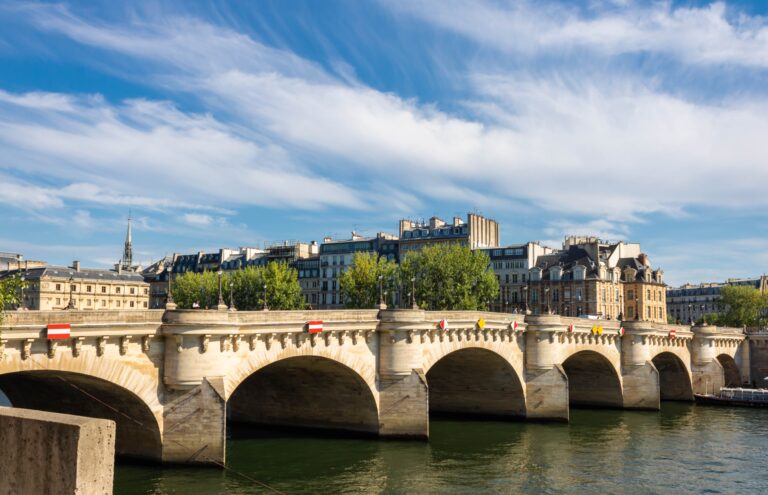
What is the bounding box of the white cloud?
[4,2,768,230]
[181,213,214,226]
[386,0,768,67]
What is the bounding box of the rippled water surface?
[115,404,768,495]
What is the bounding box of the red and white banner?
[618,327,625,336]
[307,321,323,334]
[438,319,448,330]
[669,329,676,339]
[47,324,71,340]
[512,320,518,330]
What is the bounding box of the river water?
[114,403,768,495]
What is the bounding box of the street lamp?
[166,263,175,307]
[263,283,268,311]
[410,277,418,310]
[378,275,384,307]
[67,276,76,310]
[217,269,225,308]
[522,286,530,315]
[545,287,551,314]
[18,275,25,310]
[229,281,236,311]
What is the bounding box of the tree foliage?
[400,243,499,311]
[171,271,220,309]
[171,262,304,311]
[0,276,25,323]
[339,252,398,309]
[716,285,768,327]
[230,263,304,311]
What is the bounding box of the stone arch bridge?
[0,309,749,465]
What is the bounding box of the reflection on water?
[110,404,768,494]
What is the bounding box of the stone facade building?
[1,261,149,311]
[398,213,499,257]
[482,242,554,312]
[667,276,767,324]
[525,237,667,322]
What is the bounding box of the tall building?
[118,212,134,271]
[0,261,149,311]
[398,213,499,258]
[525,236,667,322]
[667,276,767,323]
[318,232,398,308]
[482,242,554,312]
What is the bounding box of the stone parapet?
[0,406,115,494]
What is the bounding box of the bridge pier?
[161,377,226,465]
[377,310,429,438]
[691,325,725,395]
[524,315,569,421]
[621,322,660,410]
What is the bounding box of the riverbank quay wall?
[0,309,750,466]
[0,406,116,494]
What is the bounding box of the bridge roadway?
[0,309,748,466]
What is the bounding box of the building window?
[116,301,121,307]
[102,300,106,307]
[102,286,106,293]
[56,283,61,291]
[144,288,148,295]
[143,302,148,308]
[130,288,135,295]
[116,287,121,294]
[56,297,61,305]
[70,284,76,292]
[130,301,135,308]
[86,285,92,292]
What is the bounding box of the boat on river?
[695,387,768,407]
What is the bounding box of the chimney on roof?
[72,260,80,272]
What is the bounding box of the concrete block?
[0,406,115,495]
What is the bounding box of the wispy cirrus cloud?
[386,0,768,67]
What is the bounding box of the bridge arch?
[562,350,623,408]
[227,354,379,435]
[0,370,162,461]
[424,347,526,419]
[651,352,693,401]
[717,354,741,387]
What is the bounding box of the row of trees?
[0,276,25,323]
[171,262,304,310]
[698,285,768,328]
[340,243,499,310]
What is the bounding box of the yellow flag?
[597,326,604,335]
[477,318,486,329]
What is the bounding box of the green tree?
[400,243,499,311]
[0,276,26,323]
[171,271,219,309]
[339,252,398,309]
[717,285,768,327]
[230,263,304,310]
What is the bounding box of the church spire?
[121,210,133,270]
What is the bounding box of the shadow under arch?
[0,370,162,461]
[227,356,379,435]
[717,354,741,387]
[652,352,693,401]
[425,348,526,419]
[562,350,623,408]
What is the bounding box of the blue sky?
[0,0,767,286]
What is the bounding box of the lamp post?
[545,287,551,314]
[411,277,418,310]
[216,269,227,310]
[166,263,175,308]
[522,286,530,315]
[67,276,76,310]
[263,283,268,311]
[378,275,385,308]
[688,303,693,324]
[635,297,640,320]
[18,275,25,310]
[229,281,236,311]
